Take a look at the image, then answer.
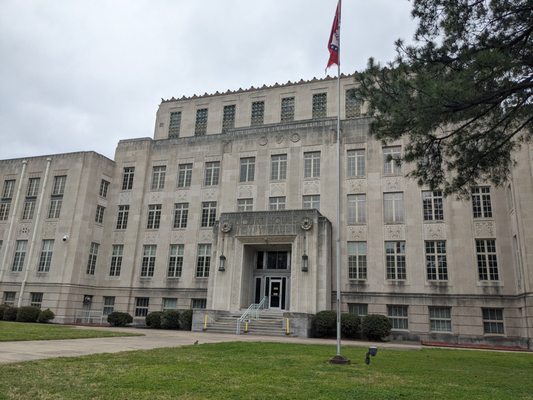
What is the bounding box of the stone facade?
[0,75,532,348]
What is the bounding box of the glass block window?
[429,307,452,332]
[204,161,220,186]
[196,244,211,278]
[12,240,27,272]
[27,177,40,197]
[304,151,320,178]
[237,198,254,212]
[95,205,105,224]
[222,105,236,132]
[303,195,320,210]
[347,194,366,224]
[163,298,177,310]
[177,163,193,188]
[348,303,368,317]
[122,167,135,190]
[103,296,115,315]
[30,292,43,308]
[347,149,365,178]
[168,244,184,278]
[192,298,207,309]
[116,205,129,230]
[201,202,217,227]
[383,192,404,223]
[422,190,444,221]
[476,239,499,281]
[269,196,286,211]
[388,305,409,330]
[251,101,265,126]
[312,93,327,119]
[141,245,157,277]
[173,203,189,229]
[168,111,182,138]
[482,308,504,334]
[135,297,150,317]
[151,166,166,190]
[426,241,448,281]
[109,244,123,276]
[99,179,110,198]
[271,154,287,181]
[37,239,54,273]
[348,241,367,280]
[21,199,36,220]
[3,291,16,306]
[385,241,406,280]
[345,88,361,118]
[195,108,208,136]
[239,157,255,182]
[52,176,66,196]
[86,242,99,275]
[146,204,162,229]
[472,187,493,218]
[281,97,295,122]
[383,146,402,175]
[2,179,15,199]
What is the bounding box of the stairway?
[205,310,291,336]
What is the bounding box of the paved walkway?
[0,326,422,364]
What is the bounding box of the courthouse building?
[0,74,532,348]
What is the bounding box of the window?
[30,292,43,308]
[383,147,401,175]
[303,195,320,210]
[141,245,157,277]
[348,242,367,280]
[173,203,189,228]
[348,303,368,317]
[237,198,254,212]
[195,108,208,136]
[196,244,211,278]
[385,241,406,280]
[192,298,207,309]
[312,93,327,119]
[482,308,504,334]
[204,161,220,186]
[95,205,105,224]
[271,154,287,181]
[116,205,129,230]
[304,151,320,178]
[103,296,115,315]
[22,178,39,219]
[201,202,217,227]
[426,241,448,281]
[147,204,162,229]
[3,291,15,306]
[27,177,40,197]
[168,244,184,278]
[12,240,27,272]
[281,97,295,122]
[222,105,236,132]
[37,240,54,272]
[122,167,135,190]
[48,175,66,219]
[251,101,265,126]
[476,239,499,281]
[177,163,193,188]
[168,111,182,138]
[429,307,452,332]
[240,157,255,182]
[86,242,99,275]
[163,298,177,310]
[388,305,408,330]
[345,89,361,118]
[264,251,289,269]
[0,201,10,221]
[135,297,149,317]
[384,192,404,223]
[21,199,36,220]
[109,244,123,276]
[422,190,444,221]
[52,175,66,195]
[99,179,110,198]
[151,166,166,190]
[347,149,365,178]
[472,187,493,218]
[347,194,366,224]
[2,179,15,199]
[269,196,286,211]
[48,198,62,219]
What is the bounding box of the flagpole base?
[329,355,350,365]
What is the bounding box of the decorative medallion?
[276,134,284,144]
[258,136,268,146]
[290,133,301,143]
[301,217,313,231]
[220,221,232,233]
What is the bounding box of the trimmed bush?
[312,310,337,338]
[16,306,40,322]
[362,314,392,341]
[0,304,11,320]
[107,311,133,327]
[145,311,163,329]
[161,310,180,330]
[341,313,361,339]
[37,308,55,323]
[3,306,18,321]
[179,309,193,331]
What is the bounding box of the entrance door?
[269,279,282,309]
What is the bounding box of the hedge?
[107,311,133,327]
[179,309,193,330]
[2,306,18,321]
[361,314,392,341]
[145,311,163,329]
[161,310,180,329]
[16,306,41,322]
[37,308,55,323]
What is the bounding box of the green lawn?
[0,321,142,341]
[0,342,531,399]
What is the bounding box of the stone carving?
[424,223,446,239]
[149,192,162,203]
[200,230,212,241]
[303,180,320,195]
[220,221,232,233]
[300,217,313,231]
[384,224,405,240]
[113,231,125,242]
[145,232,160,242]
[119,192,132,203]
[474,221,495,237]
[270,183,285,196]
[170,231,185,242]
[275,134,284,144]
[203,189,216,200]
[348,179,365,193]
[290,133,301,143]
[222,140,232,153]
[348,225,367,240]
[237,185,253,198]
[42,222,57,237]
[383,177,403,192]
[258,136,268,146]
[176,191,188,201]
[18,224,30,237]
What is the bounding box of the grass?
[0,342,532,399]
[0,321,142,342]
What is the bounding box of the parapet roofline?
[160,73,356,104]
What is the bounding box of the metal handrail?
[236,296,268,334]
[75,310,105,324]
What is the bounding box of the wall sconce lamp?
[219,254,226,271]
[302,254,309,272]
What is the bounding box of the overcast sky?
[0,0,417,160]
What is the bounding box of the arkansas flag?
[326,0,341,69]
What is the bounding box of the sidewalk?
[0,326,422,364]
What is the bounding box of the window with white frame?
[95,205,105,224]
[303,195,320,210]
[347,194,366,224]
[201,202,217,228]
[168,111,182,138]
[22,178,39,220]
[312,93,327,119]
[271,154,287,181]
[476,239,499,281]
[237,198,254,212]
[12,240,27,272]
[472,187,493,218]
[388,305,408,330]
[383,192,404,223]
[30,292,43,308]
[281,97,295,122]
[0,200,10,221]
[195,108,208,136]
[173,203,188,229]
[48,198,62,219]
[99,179,110,198]
[109,244,123,276]
[196,244,211,278]
[52,175,66,196]
[385,241,406,280]
[429,307,452,332]
[348,241,367,280]
[86,242,99,275]
[269,196,286,211]
[422,190,444,221]
[141,245,157,277]
[21,199,36,220]
[135,297,149,317]
[304,151,320,178]
[116,205,129,230]
[103,296,115,315]
[251,101,265,126]
[482,308,504,334]
[348,303,368,317]
[27,177,40,197]
[151,166,166,190]
[37,239,54,272]
[168,244,184,278]
[347,149,365,178]
[0,180,15,220]
[122,167,135,190]
[48,175,66,219]
[222,105,236,132]
[3,291,15,306]
[383,146,401,175]
[345,89,361,118]
[2,179,15,199]
[425,240,448,281]
[146,204,162,229]
[239,157,255,182]
[191,298,207,309]
[177,163,193,188]
[204,161,220,186]
[163,298,177,310]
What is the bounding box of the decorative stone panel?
[269,183,286,197]
[202,189,217,200]
[144,231,160,243]
[237,185,254,199]
[347,179,366,194]
[170,231,185,242]
[290,133,301,143]
[423,223,446,240]
[347,225,367,240]
[119,192,132,203]
[199,230,212,242]
[42,222,57,238]
[383,224,405,241]
[113,231,125,242]
[149,192,163,203]
[303,180,320,195]
[18,224,31,238]
[382,177,403,192]
[474,221,495,237]
[175,191,189,201]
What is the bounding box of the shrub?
[341,313,361,339]
[37,308,55,323]
[107,311,133,327]
[362,314,392,341]
[145,311,163,329]
[3,306,18,321]
[312,310,337,338]
[179,309,193,331]
[16,306,41,322]
[161,310,180,330]
[0,304,11,320]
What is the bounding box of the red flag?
[326,0,341,69]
